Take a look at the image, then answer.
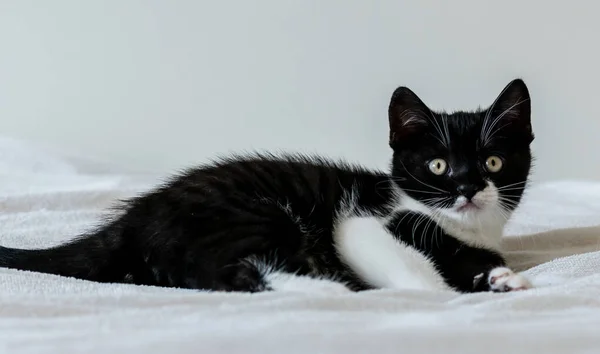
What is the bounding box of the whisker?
[497,196,525,201]
[433,200,452,249]
[498,191,526,196]
[421,215,434,249]
[497,187,527,193]
[498,195,521,201]
[432,214,440,250]
[480,83,512,143]
[442,114,451,150]
[438,211,449,245]
[498,180,528,188]
[411,213,429,248]
[387,176,408,182]
[419,214,435,250]
[498,196,519,202]
[399,161,447,193]
[394,211,419,240]
[498,181,528,190]
[498,194,525,199]
[423,197,450,207]
[498,201,520,211]
[434,213,442,249]
[421,196,452,207]
[485,122,511,145]
[375,178,405,189]
[498,193,523,198]
[428,113,449,148]
[401,188,446,195]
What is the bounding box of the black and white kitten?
[0,79,534,294]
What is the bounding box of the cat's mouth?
[454,197,483,213]
[456,201,481,212]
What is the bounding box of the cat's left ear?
[388,86,432,147]
[485,79,534,143]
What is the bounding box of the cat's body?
[0,79,535,293]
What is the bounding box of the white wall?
[0,1,598,181]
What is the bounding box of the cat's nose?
[456,184,478,200]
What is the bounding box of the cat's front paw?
[488,267,532,292]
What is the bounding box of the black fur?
[0,79,534,293]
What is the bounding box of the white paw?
[488,267,532,292]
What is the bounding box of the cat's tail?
[0,224,139,283]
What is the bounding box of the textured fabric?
[1,138,599,354]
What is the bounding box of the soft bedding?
[1,138,600,354]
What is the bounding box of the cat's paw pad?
[488,267,532,292]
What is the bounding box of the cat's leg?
[192,251,353,294]
[210,259,270,292]
[388,211,533,293]
[181,202,355,294]
[438,254,533,293]
[333,215,451,291]
[213,257,352,294]
[183,207,321,292]
[421,242,533,293]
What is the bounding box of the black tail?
[0,225,135,283]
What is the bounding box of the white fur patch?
[333,216,449,291]
[436,182,507,250]
[245,256,352,294]
[391,181,507,251]
[265,271,352,294]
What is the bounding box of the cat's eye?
[428,158,448,175]
[485,156,503,173]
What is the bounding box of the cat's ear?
[485,79,533,142]
[388,87,432,146]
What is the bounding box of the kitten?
[0,79,534,293]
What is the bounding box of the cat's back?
[125,153,386,220]
[168,153,380,198]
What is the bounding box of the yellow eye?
[428,158,448,175]
[485,155,503,173]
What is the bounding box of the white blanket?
[1,138,600,354]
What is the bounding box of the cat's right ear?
[388,87,431,147]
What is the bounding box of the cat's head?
[388,79,533,223]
